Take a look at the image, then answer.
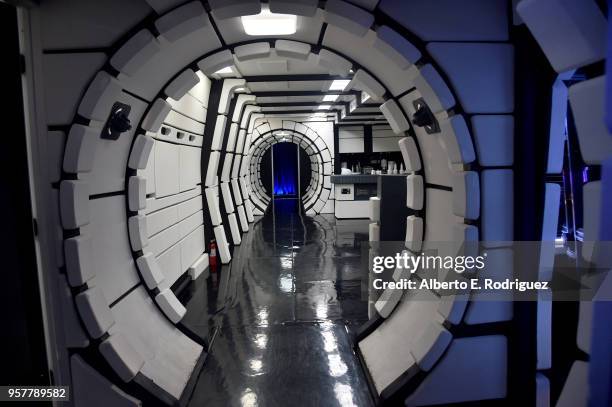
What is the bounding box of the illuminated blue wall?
[273,142,297,196]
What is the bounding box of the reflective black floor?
[183,198,374,406]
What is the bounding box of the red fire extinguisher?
[209,239,218,270]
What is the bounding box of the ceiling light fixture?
[241,5,297,36]
[318,105,331,110]
[329,79,350,91]
[214,66,233,74]
[323,94,339,102]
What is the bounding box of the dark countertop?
[330,174,407,184]
[330,174,379,184]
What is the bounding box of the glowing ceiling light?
[311,112,327,117]
[234,87,246,92]
[214,66,233,74]
[323,94,339,102]
[329,79,350,91]
[241,6,297,36]
[318,104,331,110]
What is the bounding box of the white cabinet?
[339,126,365,153]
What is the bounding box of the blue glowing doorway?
[272,142,298,197]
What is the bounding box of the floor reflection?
[185,198,373,406]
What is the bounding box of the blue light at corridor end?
[273,142,297,196]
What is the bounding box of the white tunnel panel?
[517,0,606,72]
[136,253,165,290]
[324,0,374,37]
[155,289,187,323]
[108,286,202,398]
[205,187,223,226]
[63,125,98,174]
[115,14,220,101]
[64,235,94,287]
[75,287,115,339]
[155,1,210,43]
[165,69,200,100]
[110,29,161,77]
[81,195,141,306]
[569,76,612,165]
[406,175,424,211]
[99,332,144,383]
[208,0,261,20]
[24,1,611,406]
[405,215,423,253]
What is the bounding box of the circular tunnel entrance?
[260,141,312,201]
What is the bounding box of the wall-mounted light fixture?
[411,98,440,134]
[102,102,132,140]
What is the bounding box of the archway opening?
[273,142,298,198]
[259,140,313,205]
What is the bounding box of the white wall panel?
[154,141,180,198]
[82,196,140,304]
[179,145,201,192]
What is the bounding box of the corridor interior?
[181,199,373,406]
[11,0,612,406]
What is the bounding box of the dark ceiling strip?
[256,101,349,108]
[242,74,350,82]
[338,118,387,122]
[342,111,385,116]
[337,121,388,126]
[89,190,125,200]
[258,109,340,114]
[251,90,361,97]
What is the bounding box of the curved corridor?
[5,0,612,405]
[182,200,373,406]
